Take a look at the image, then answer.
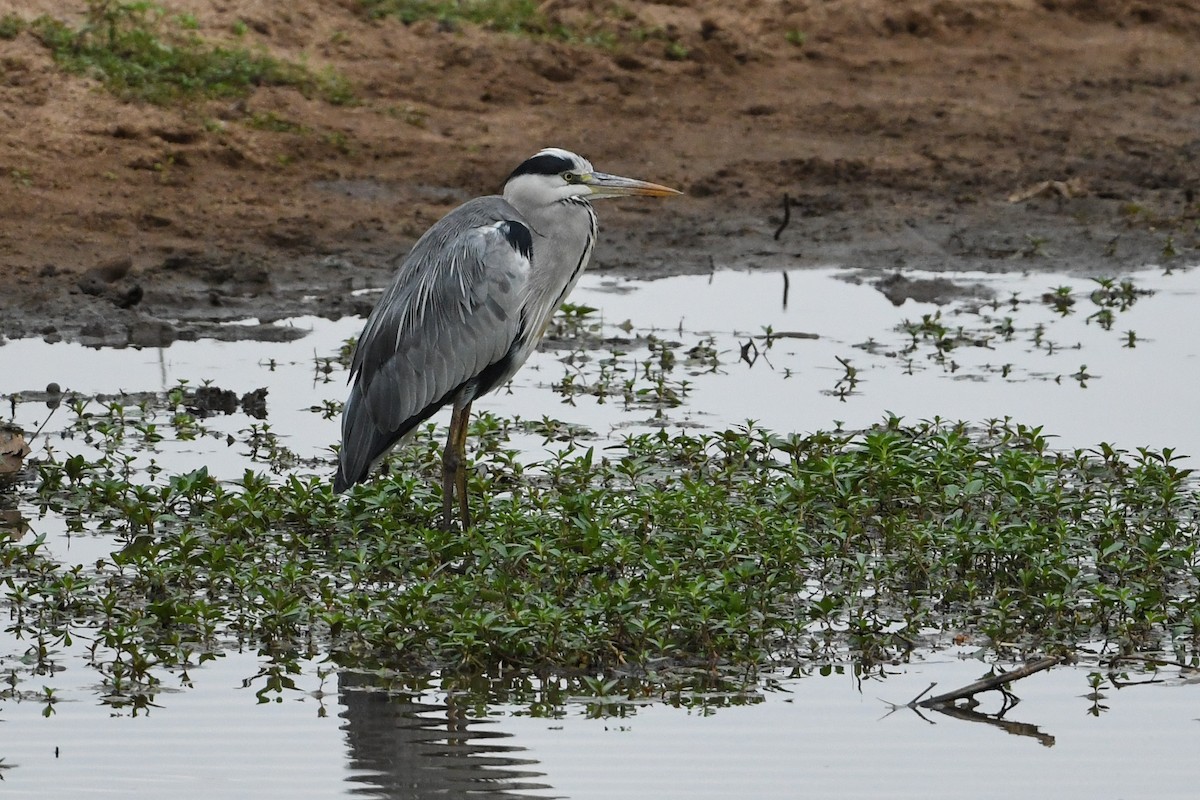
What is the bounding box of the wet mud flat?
[4,189,1194,348]
[1,0,1198,346]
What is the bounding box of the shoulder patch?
[500,220,533,262]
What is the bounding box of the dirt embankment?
[1,0,1198,345]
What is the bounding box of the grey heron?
[334,147,681,529]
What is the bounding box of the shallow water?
[8,265,1200,474]
[3,264,1200,797]
[560,265,1200,459]
[1,649,1196,799]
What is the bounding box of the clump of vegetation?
[0,13,25,40]
[1037,276,1151,332]
[357,0,685,54]
[6,287,1200,708]
[359,0,545,33]
[886,274,1156,382]
[8,402,1200,706]
[785,29,806,47]
[1117,197,1199,262]
[25,1,352,105]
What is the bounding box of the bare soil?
[1,0,1198,346]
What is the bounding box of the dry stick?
[915,655,1062,708]
[20,401,61,450]
[773,193,791,240]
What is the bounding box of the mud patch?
[0,0,1197,344]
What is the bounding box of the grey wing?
[334,199,533,491]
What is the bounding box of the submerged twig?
[754,331,819,342]
[879,681,937,720]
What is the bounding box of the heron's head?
[503,147,680,208]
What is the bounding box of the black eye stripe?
[506,153,576,182]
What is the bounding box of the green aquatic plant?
[7,412,1200,707]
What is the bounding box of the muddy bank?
[1,0,1197,346]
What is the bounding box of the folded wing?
[335,198,533,491]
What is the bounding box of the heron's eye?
[562,171,578,183]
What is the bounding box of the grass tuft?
[0,13,25,40]
[28,1,353,105]
[356,0,681,53]
[359,0,545,32]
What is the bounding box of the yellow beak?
[584,172,683,199]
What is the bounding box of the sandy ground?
[0,0,1197,346]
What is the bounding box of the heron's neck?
[518,196,596,247]
[521,197,598,336]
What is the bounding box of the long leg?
[441,400,473,531]
[454,401,472,530]
[440,421,455,531]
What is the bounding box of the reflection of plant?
[898,311,984,364]
[552,335,693,411]
[826,356,859,401]
[1046,285,1075,316]
[885,275,1159,383]
[545,302,601,341]
[1084,671,1109,717]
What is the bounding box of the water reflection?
[900,656,1059,747]
[922,700,1056,747]
[4,266,1200,798]
[339,672,557,799]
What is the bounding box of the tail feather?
[333,385,380,493]
[334,381,437,493]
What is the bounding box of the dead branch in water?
[915,655,1062,708]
